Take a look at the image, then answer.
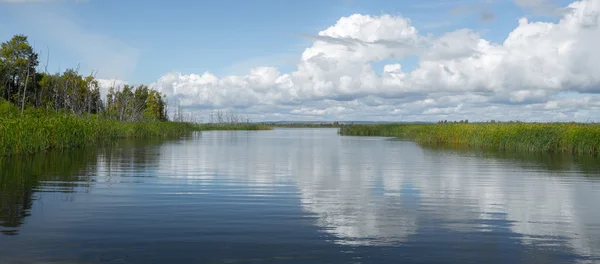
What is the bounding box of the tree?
[0,58,6,100]
[1,34,169,121]
[144,90,167,121]
[105,84,168,122]
[0,35,39,109]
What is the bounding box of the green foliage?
[0,97,272,156]
[339,123,600,155]
[0,34,273,157]
[0,104,197,156]
[0,34,105,115]
[0,34,167,119]
[105,84,167,121]
[0,34,39,107]
[0,99,20,118]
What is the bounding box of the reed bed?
[339,123,600,155]
[0,98,280,156]
[0,114,197,156]
[0,100,196,156]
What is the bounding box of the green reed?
[339,123,600,155]
[0,99,278,156]
[0,103,198,156]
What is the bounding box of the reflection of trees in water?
[0,138,166,236]
[98,138,166,173]
[0,149,98,235]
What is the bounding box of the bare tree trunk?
[7,75,16,102]
[1,78,9,101]
[216,110,224,125]
[16,76,21,106]
[87,92,91,118]
[43,48,50,109]
[53,82,59,110]
[21,63,31,115]
[34,86,39,108]
[64,79,70,116]
[118,94,124,121]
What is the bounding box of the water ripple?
[1,128,599,263]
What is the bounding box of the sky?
[1,0,599,122]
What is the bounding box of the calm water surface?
[1,128,600,263]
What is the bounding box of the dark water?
[1,128,600,264]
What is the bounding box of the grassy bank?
[0,101,277,156]
[339,123,600,155]
[0,115,277,156]
[0,113,197,156]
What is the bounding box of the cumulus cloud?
[103,0,600,122]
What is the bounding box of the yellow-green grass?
[0,117,275,156]
[0,114,197,156]
[339,123,600,155]
[0,98,278,156]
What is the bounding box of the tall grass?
[0,100,278,156]
[0,100,197,156]
[0,115,197,156]
[339,123,600,155]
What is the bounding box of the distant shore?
[339,123,600,156]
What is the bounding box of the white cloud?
[150,130,600,255]
[100,0,600,122]
[97,78,128,101]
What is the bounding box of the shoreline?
[0,111,273,157]
[339,123,600,156]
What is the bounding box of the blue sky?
[1,0,598,122]
[1,0,570,83]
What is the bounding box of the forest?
[0,34,197,156]
[0,34,167,121]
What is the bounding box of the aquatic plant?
[0,113,197,156]
[339,123,600,155]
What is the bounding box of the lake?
[1,128,599,264]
